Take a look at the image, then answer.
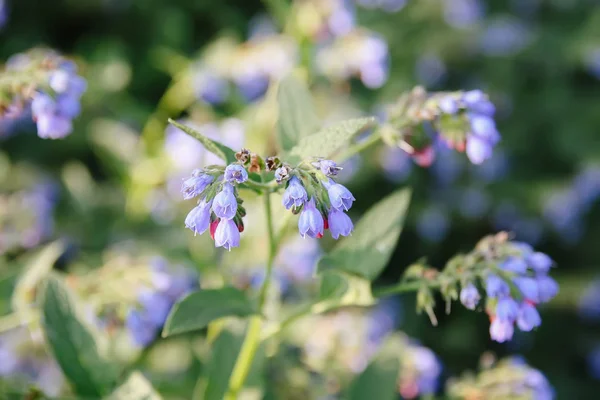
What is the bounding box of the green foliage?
[167,119,238,164]
[107,372,162,400]
[347,351,400,400]
[40,275,120,397]
[318,188,411,281]
[276,75,321,152]
[201,330,244,400]
[286,117,375,164]
[162,287,258,337]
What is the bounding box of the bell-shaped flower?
[298,198,324,239]
[328,208,353,239]
[282,176,308,210]
[212,183,237,220]
[214,218,241,251]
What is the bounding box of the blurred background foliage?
[1,0,600,398]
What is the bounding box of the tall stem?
[225,193,277,400]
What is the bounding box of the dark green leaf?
[168,119,237,164]
[40,275,120,397]
[318,188,411,281]
[286,117,375,164]
[203,330,243,400]
[162,287,258,337]
[347,351,400,400]
[107,372,162,400]
[276,75,321,152]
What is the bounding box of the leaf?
[40,274,120,397]
[202,330,243,400]
[313,272,376,314]
[162,287,258,337]
[347,351,400,400]
[168,119,237,164]
[318,188,411,281]
[107,372,162,400]
[286,117,375,164]
[276,75,321,152]
[11,241,64,312]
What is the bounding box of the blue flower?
[315,160,342,177]
[468,114,501,144]
[501,257,528,274]
[137,290,173,327]
[439,96,459,114]
[527,252,553,274]
[486,274,510,298]
[466,134,493,164]
[274,167,289,183]
[489,318,514,342]
[328,208,353,239]
[325,179,355,211]
[298,198,324,239]
[185,199,212,235]
[537,275,559,303]
[282,176,308,210]
[463,90,495,116]
[181,171,213,200]
[459,283,480,310]
[516,303,541,331]
[214,218,241,251]
[224,164,248,184]
[513,277,539,303]
[212,183,237,220]
[126,309,158,347]
[496,297,519,321]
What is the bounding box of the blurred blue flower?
[489,318,514,342]
[443,0,484,29]
[415,53,446,87]
[587,346,600,380]
[416,206,450,243]
[457,187,490,219]
[460,283,481,310]
[578,280,600,320]
[479,17,533,57]
[380,147,412,182]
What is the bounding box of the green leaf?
[168,119,237,164]
[12,241,64,312]
[318,188,411,281]
[40,275,120,397]
[276,75,321,152]
[347,351,400,400]
[286,117,375,164]
[313,272,375,314]
[202,330,243,400]
[106,372,162,400]
[162,287,258,337]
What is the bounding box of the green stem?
[336,130,383,163]
[225,193,277,400]
[374,280,441,297]
[0,310,39,333]
[261,0,289,27]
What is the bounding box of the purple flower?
[501,257,528,274]
[328,208,353,239]
[274,167,289,183]
[513,277,539,303]
[185,200,212,235]
[325,180,355,211]
[212,183,237,220]
[137,290,173,327]
[516,303,541,331]
[439,96,459,114]
[527,252,553,274]
[282,176,308,210]
[463,90,496,116]
[182,170,214,199]
[460,283,481,310]
[126,309,158,347]
[469,114,500,144]
[486,274,510,298]
[496,297,519,321]
[466,134,493,164]
[315,160,342,177]
[36,113,73,139]
[489,318,514,342]
[537,275,559,303]
[224,164,248,184]
[214,219,241,250]
[298,198,324,239]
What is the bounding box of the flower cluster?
[0,50,87,139]
[277,159,355,240]
[458,237,558,343]
[447,356,554,400]
[396,337,442,399]
[382,87,500,167]
[182,163,248,250]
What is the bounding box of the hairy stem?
[374,280,441,297]
[225,192,277,399]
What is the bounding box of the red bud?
[413,146,435,167]
[210,219,220,240]
[237,222,244,233]
[316,233,323,239]
[323,219,329,230]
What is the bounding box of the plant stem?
[225,193,277,400]
[374,280,441,297]
[261,0,289,27]
[336,130,382,163]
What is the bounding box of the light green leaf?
[286,117,375,163]
[313,272,376,314]
[203,330,243,400]
[276,75,321,152]
[40,275,120,397]
[347,350,400,400]
[162,287,258,337]
[318,188,411,281]
[12,241,64,312]
[168,119,237,164]
[106,372,162,400]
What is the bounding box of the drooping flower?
[328,208,354,239]
[527,252,553,274]
[212,183,237,220]
[489,318,514,343]
[282,176,308,210]
[182,170,214,200]
[185,200,212,235]
[459,283,480,310]
[224,164,248,184]
[298,198,324,239]
[537,275,559,303]
[314,159,342,176]
[516,303,541,331]
[496,297,519,321]
[485,274,510,298]
[214,218,241,250]
[324,179,355,211]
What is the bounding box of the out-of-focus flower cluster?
[447,356,554,400]
[0,49,86,139]
[68,254,198,348]
[406,232,558,343]
[0,0,7,29]
[0,328,65,397]
[288,299,441,399]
